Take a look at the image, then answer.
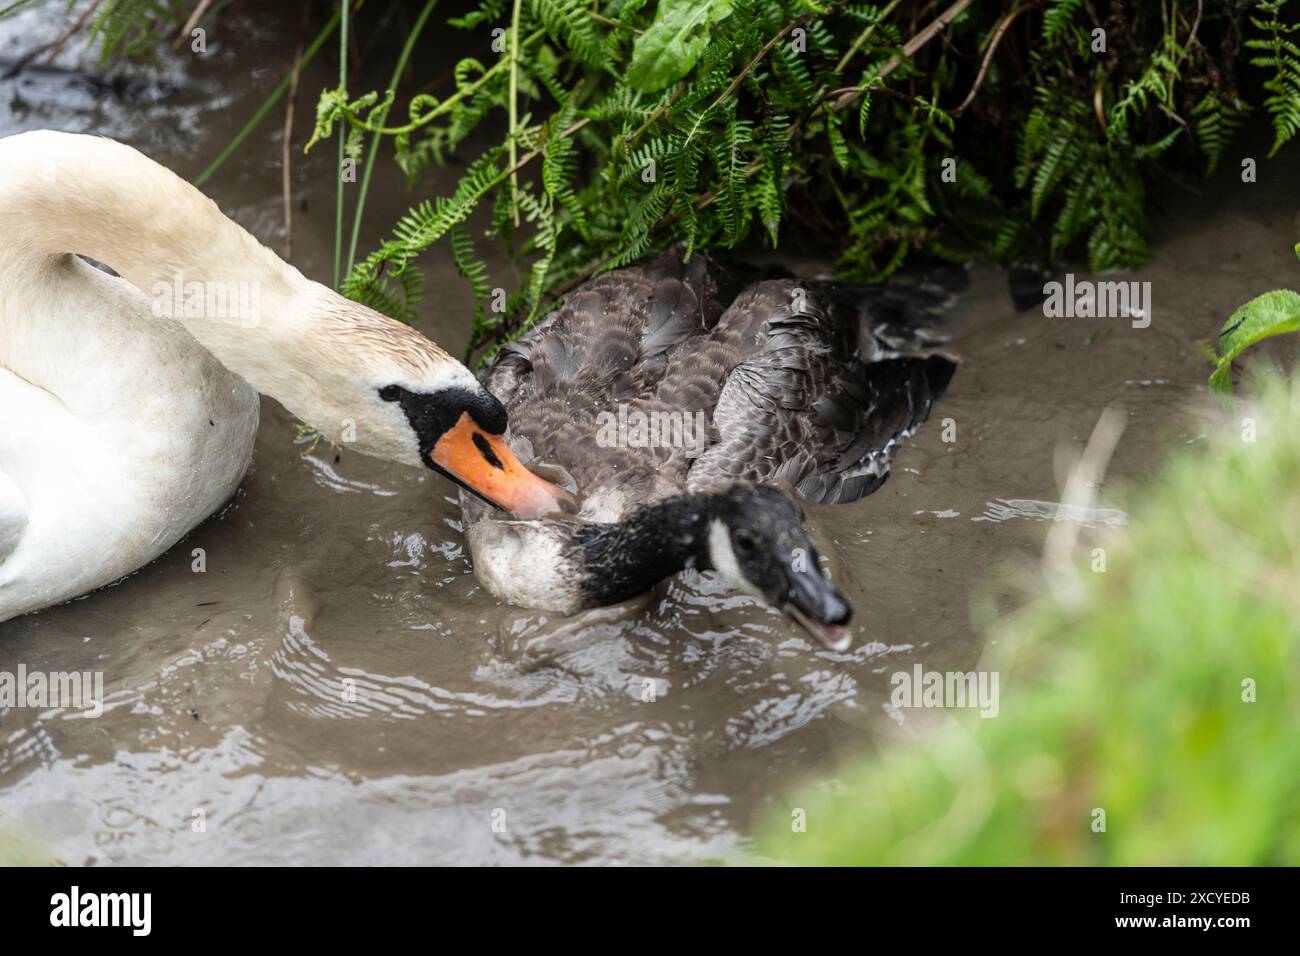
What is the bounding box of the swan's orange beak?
[430,412,575,518]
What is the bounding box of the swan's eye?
[379,385,403,402]
[732,529,757,555]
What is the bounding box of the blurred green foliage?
[0,827,51,865]
[758,376,1300,865]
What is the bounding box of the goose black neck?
[571,494,715,607]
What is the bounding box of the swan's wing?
[0,458,28,569]
[0,364,30,570]
[687,279,957,505]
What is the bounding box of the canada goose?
[460,251,957,650]
[0,130,569,623]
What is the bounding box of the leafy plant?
[628,0,736,92]
[294,0,1300,359]
[87,0,190,62]
[1247,0,1300,155]
[1209,245,1300,398]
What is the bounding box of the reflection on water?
[974,499,1128,527]
[1,1,1296,864]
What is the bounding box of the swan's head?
[287,297,573,518]
[705,484,853,651]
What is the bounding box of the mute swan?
[0,130,569,624]
[457,251,957,650]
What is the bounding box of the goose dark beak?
[786,568,853,652]
[430,412,576,518]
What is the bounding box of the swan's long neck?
[0,130,313,399]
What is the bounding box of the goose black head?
[704,484,853,651]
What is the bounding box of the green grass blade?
[345,0,440,278]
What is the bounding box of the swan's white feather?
[0,130,485,622]
[0,256,258,621]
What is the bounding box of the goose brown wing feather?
[478,251,956,514]
[479,252,743,507]
[687,281,956,505]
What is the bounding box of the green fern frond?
[1041,0,1084,44]
[450,223,493,334]
[449,0,507,30]
[88,0,186,63]
[531,0,608,68]
[1192,91,1252,173]
[516,188,561,322]
[1109,29,1185,143]
[1246,1,1300,156]
[712,114,753,245]
[542,95,591,241]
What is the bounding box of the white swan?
[0,129,569,623]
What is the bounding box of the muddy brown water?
[1,5,1298,865]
